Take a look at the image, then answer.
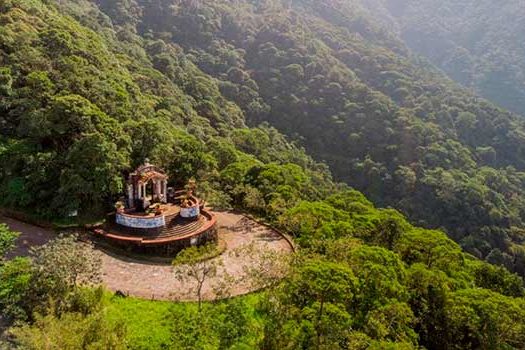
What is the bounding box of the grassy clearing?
[105,293,264,350]
[105,296,178,349]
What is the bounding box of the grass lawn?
[105,293,264,350]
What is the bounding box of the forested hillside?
[83,0,525,275]
[0,0,336,220]
[359,0,525,116]
[2,1,525,349]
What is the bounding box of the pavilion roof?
[137,170,168,184]
[128,163,169,183]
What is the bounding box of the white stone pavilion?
[126,160,169,209]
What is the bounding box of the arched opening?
[126,162,169,210]
[145,180,154,202]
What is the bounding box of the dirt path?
[1,212,293,301]
[1,216,57,259]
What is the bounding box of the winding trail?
[1,212,293,301]
[1,216,56,259]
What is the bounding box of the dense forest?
[77,0,525,275]
[5,188,525,349]
[1,0,525,349]
[0,0,337,219]
[360,0,525,116]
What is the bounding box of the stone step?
[105,216,206,239]
[157,218,205,238]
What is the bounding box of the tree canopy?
[2,1,525,349]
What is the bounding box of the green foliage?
[172,244,224,311]
[361,0,525,116]
[470,261,525,297]
[264,189,525,349]
[103,295,262,350]
[279,201,350,239]
[10,291,127,350]
[445,289,525,349]
[2,1,525,349]
[348,245,408,316]
[170,301,254,350]
[0,223,18,261]
[0,1,339,332]
[101,0,525,277]
[405,263,452,348]
[261,258,357,350]
[55,132,129,216]
[395,228,464,272]
[0,0,333,222]
[25,234,102,318]
[0,257,32,321]
[172,243,222,267]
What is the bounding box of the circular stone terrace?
[98,162,218,257]
[1,211,294,301]
[95,202,218,257]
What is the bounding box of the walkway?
[1,216,56,259]
[1,212,293,301]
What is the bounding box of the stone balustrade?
[180,205,200,218]
[116,212,166,229]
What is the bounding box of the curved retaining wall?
[242,214,296,252]
[94,210,217,257]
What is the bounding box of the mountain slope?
[0,0,335,219]
[360,0,525,116]
[2,2,525,349]
[85,0,525,274]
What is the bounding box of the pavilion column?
[127,184,133,208]
[163,180,168,203]
[153,180,156,196]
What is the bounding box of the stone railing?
[115,212,166,229]
[180,205,200,219]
